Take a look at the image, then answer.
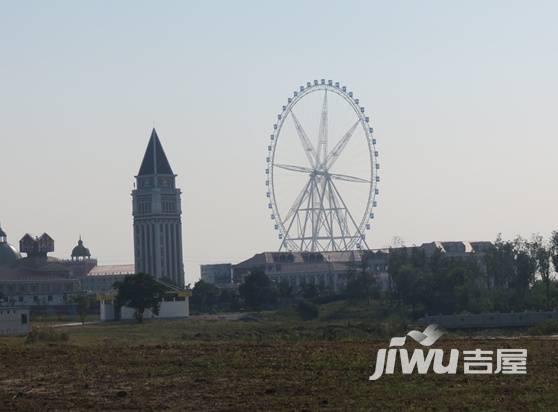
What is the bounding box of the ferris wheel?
[265,79,380,252]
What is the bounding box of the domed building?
[0,219,139,310]
[71,237,91,261]
[0,225,21,266]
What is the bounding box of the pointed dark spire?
[138,128,174,176]
[0,223,6,241]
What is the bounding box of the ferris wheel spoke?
[284,176,313,225]
[317,90,329,167]
[290,111,317,168]
[274,163,313,175]
[329,172,371,183]
[325,119,360,170]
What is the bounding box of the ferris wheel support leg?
[327,178,349,251]
[300,179,313,251]
[329,178,370,250]
[313,176,336,252]
[281,177,313,252]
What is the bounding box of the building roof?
[20,233,34,244]
[235,242,494,270]
[39,233,53,242]
[0,266,73,282]
[87,264,135,277]
[0,243,21,265]
[416,241,494,255]
[235,250,362,268]
[0,307,29,312]
[138,128,174,176]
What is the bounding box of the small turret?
[71,236,91,261]
[19,233,54,259]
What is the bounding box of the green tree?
[346,254,380,305]
[549,231,558,307]
[532,235,552,309]
[389,247,485,316]
[509,237,536,309]
[484,234,515,290]
[239,270,278,310]
[217,288,241,312]
[551,231,558,270]
[296,299,319,320]
[426,257,484,315]
[483,235,536,311]
[301,283,319,299]
[277,280,293,299]
[388,248,429,314]
[114,273,166,323]
[72,294,95,325]
[191,280,220,313]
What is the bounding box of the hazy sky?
[1,0,558,283]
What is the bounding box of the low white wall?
[100,301,115,321]
[100,298,189,321]
[158,300,190,318]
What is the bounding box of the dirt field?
[1,319,557,411]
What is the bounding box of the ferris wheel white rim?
[265,79,379,251]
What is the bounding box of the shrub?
[25,327,69,344]
[239,271,278,310]
[382,316,408,338]
[312,294,347,305]
[297,300,319,321]
[527,320,558,336]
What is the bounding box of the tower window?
[139,202,152,213]
[136,195,152,214]
[162,195,177,213]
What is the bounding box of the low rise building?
[0,228,134,312]
[200,263,233,287]
[232,241,493,293]
[234,250,364,293]
[0,266,81,306]
[0,232,96,307]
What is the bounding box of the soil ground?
[1,317,557,411]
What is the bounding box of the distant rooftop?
[87,264,135,277]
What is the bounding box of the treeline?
[190,271,324,315]
[191,232,558,318]
[381,233,558,316]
